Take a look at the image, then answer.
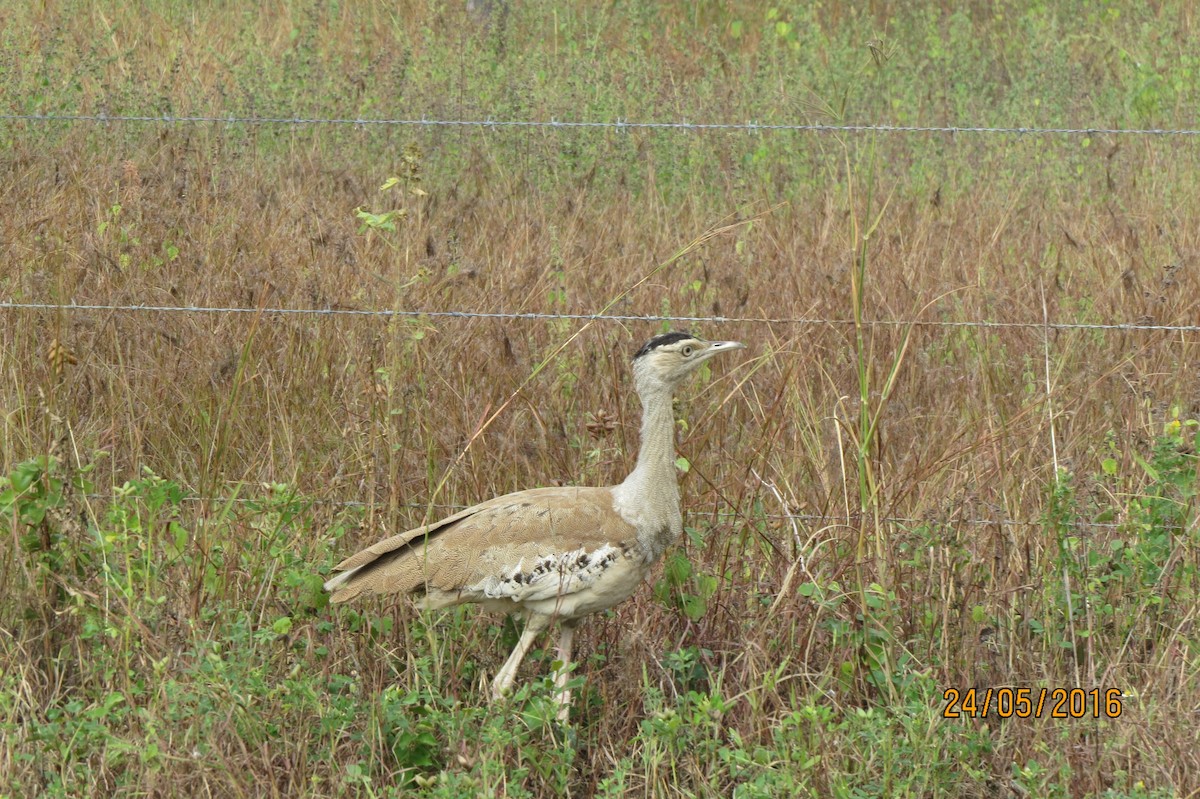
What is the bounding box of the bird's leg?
[553,620,578,723]
[491,614,548,700]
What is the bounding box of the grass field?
[2,1,1199,796]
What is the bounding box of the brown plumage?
[324,332,745,720]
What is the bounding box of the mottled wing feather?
[326,486,635,604]
[460,542,624,603]
[331,500,492,572]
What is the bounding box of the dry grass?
[2,1,1200,797]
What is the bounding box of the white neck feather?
[614,371,683,562]
[626,382,677,487]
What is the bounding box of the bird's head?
[631,331,746,392]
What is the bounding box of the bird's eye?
[681,345,694,357]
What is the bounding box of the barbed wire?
[11,110,1181,543]
[82,493,1125,531]
[3,300,1198,334]
[4,112,1200,137]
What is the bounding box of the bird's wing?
[325,485,636,603]
[329,496,508,573]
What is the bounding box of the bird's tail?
[322,566,360,597]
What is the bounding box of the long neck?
[615,374,684,563]
[625,381,678,489]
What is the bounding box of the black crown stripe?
[633,330,696,359]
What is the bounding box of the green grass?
[2,1,1200,796]
[5,442,1195,796]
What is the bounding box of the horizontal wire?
[81,493,1123,530]
[4,113,1200,137]
[12,113,1171,542]
[3,301,1198,333]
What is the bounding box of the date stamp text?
[942,687,1123,719]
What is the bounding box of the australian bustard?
[323,332,745,720]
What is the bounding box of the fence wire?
[3,301,1198,334]
[7,110,1193,539]
[4,112,1200,137]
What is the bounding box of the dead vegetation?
[2,2,1200,796]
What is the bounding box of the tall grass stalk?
[2,2,1200,795]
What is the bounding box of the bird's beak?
[697,340,746,364]
[707,340,746,354]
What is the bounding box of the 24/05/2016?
[942,687,1123,719]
